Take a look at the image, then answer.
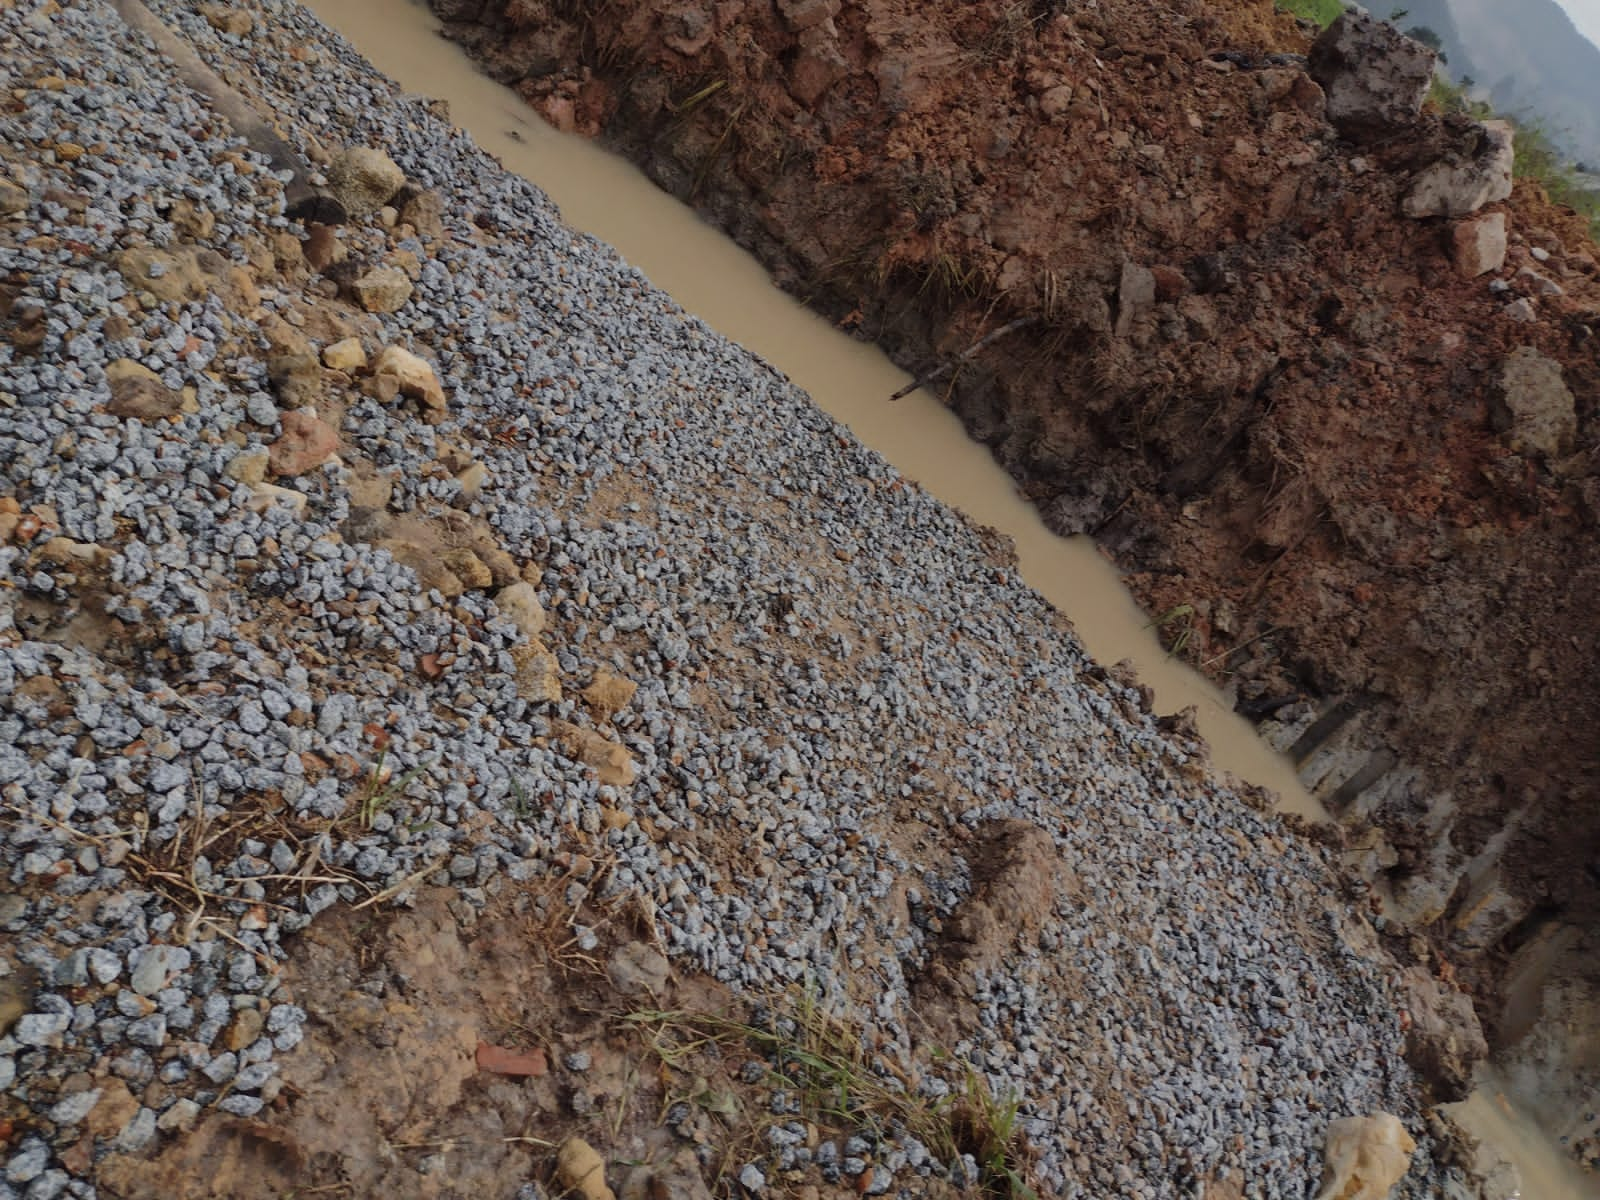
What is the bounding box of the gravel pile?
[1,0,1444,1195]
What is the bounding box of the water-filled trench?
[298,2,1594,1192]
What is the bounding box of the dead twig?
[888,316,1040,401]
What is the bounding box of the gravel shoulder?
[0,0,1491,1196]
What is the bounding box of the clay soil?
[430,0,1600,1015]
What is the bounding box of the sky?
[1557,0,1600,50]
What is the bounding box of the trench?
[308,0,1324,821]
[298,0,1593,1192]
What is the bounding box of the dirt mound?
[434,0,1600,1030]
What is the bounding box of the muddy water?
[308,0,1325,819]
[300,1,1600,1192]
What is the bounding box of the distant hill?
[1397,0,1600,167]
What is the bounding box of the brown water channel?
[301,2,1596,1192]
[308,0,1326,819]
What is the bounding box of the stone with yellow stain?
[322,336,367,372]
[557,1137,616,1200]
[583,670,638,721]
[1314,1114,1416,1200]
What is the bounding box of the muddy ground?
[431,0,1600,1024]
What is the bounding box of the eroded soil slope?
[434,0,1600,1004]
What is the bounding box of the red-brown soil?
[430,0,1600,1026]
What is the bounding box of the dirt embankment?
[430,0,1600,1008]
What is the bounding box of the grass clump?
[622,988,1037,1198]
[1274,0,1345,28]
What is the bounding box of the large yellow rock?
[556,1137,615,1200]
[372,344,447,419]
[1315,1113,1416,1200]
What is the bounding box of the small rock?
[1114,261,1156,338]
[225,448,271,486]
[1494,346,1575,458]
[737,1164,766,1193]
[553,720,637,786]
[1314,1113,1415,1200]
[0,179,27,214]
[456,461,490,499]
[776,0,838,33]
[556,1137,616,1200]
[85,1080,140,1140]
[607,942,669,996]
[48,1088,101,1126]
[322,336,367,372]
[14,1009,69,1047]
[106,358,185,420]
[245,482,310,517]
[156,1097,201,1133]
[200,2,252,34]
[512,638,563,703]
[1503,297,1537,323]
[583,670,638,720]
[325,146,406,218]
[302,222,346,272]
[352,265,414,313]
[1398,968,1486,1101]
[268,410,340,477]
[1450,212,1507,279]
[373,344,448,419]
[442,548,493,589]
[396,186,446,237]
[495,581,547,639]
[1512,265,1564,298]
[226,1006,265,1052]
[114,1107,158,1153]
[267,352,324,409]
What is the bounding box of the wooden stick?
[888,315,1040,402]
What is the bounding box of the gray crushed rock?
[0,0,1450,1195]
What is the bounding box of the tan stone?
[322,336,367,372]
[225,448,270,486]
[397,188,445,238]
[352,265,413,313]
[1494,346,1576,458]
[380,537,464,597]
[373,345,447,418]
[245,482,309,517]
[511,639,563,704]
[200,3,252,35]
[0,179,27,215]
[456,461,490,500]
[1451,212,1507,278]
[583,670,638,720]
[494,581,546,639]
[441,548,493,590]
[105,358,184,421]
[557,1138,616,1200]
[114,247,217,304]
[84,1080,140,1141]
[553,721,636,787]
[225,1006,264,1052]
[268,410,340,478]
[1314,1114,1415,1200]
[325,146,405,219]
[301,223,346,273]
